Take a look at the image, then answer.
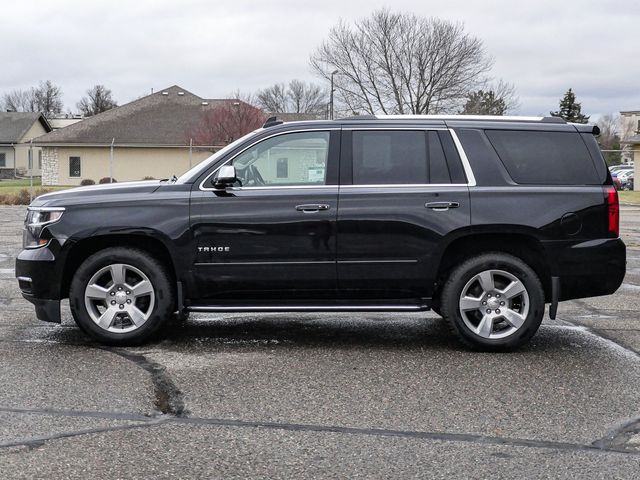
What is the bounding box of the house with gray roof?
[0,112,52,178]
[35,86,260,185]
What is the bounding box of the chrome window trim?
[339,184,467,189]
[198,128,339,192]
[223,185,338,191]
[448,128,477,187]
[342,127,448,131]
[197,127,476,191]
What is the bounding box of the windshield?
[175,128,262,184]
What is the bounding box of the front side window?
[351,130,454,185]
[69,156,81,177]
[230,131,330,187]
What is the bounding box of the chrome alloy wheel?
[84,263,155,333]
[458,269,530,339]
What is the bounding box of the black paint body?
[16,117,626,322]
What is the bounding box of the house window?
[0,153,5,168]
[276,158,288,178]
[69,156,81,177]
[38,150,42,170]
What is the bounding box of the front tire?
[69,247,175,346]
[441,252,544,350]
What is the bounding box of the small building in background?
[48,114,84,131]
[35,86,260,185]
[0,112,52,179]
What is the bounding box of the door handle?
[425,201,460,211]
[295,204,331,213]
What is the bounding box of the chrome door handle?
[425,201,460,211]
[295,204,330,213]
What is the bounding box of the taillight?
[605,186,619,237]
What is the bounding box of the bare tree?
[256,80,327,114]
[33,80,64,116]
[310,9,493,115]
[596,114,622,165]
[2,88,37,112]
[257,83,288,113]
[77,85,118,116]
[287,80,326,113]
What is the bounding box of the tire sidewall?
[69,248,174,345]
[442,254,544,350]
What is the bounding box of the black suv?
[16,115,625,349]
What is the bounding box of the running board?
[187,304,428,313]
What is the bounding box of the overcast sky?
[2,0,639,117]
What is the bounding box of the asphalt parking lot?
[1,205,640,478]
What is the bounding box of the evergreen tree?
[460,90,507,115]
[550,88,589,123]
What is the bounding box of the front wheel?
[440,253,544,350]
[69,247,175,346]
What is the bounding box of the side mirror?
[214,165,237,188]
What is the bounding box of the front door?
[190,129,340,302]
[337,128,471,300]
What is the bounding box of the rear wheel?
[69,247,174,345]
[441,252,544,350]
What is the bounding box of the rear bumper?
[542,237,626,301]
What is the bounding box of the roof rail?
[338,114,377,120]
[337,114,568,123]
[263,116,284,128]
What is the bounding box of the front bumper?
[15,246,63,323]
[20,294,61,323]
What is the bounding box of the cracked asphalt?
[1,204,640,478]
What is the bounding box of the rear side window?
[485,130,600,185]
[351,130,457,185]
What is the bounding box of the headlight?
[23,207,65,249]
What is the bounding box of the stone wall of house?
[41,147,59,185]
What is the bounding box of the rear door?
[336,127,472,300]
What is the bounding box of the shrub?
[142,176,156,180]
[0,188,53,205]
[80,179,95,186]
[99,177,117,184]
[13,189,31,205]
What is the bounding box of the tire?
[69,247,175,346]
[440,252,544,350]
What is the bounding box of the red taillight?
[606,186,619,237]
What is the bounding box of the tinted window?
[231,131,329,186]
[485,130,600,185]
[351,130,453,185]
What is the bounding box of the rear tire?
[441,252,544,350]
[69,247,175,346]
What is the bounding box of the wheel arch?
[434,231,552,304]
[61,233,178,300]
